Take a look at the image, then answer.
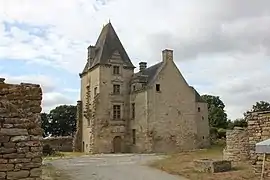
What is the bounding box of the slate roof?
[132,62,163,86]
[190,86,206,103]
[81,22,135,74]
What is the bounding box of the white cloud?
[0,74,76,112]
[0,0,270,119]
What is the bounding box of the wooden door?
[113,136,122,153]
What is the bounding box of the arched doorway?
[113,136,122,153]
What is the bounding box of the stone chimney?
[87,45,96,66]
[162,49,173,62]
[139,62,147,71]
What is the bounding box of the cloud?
[42,92,75,112]
[0,74,76,112]
[0,0,270,119]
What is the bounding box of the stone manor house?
[73,22,210,153]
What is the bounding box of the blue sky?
[1,0,270,119]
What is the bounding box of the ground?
[43,154,187,180]
[150,146,258,180]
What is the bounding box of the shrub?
[43,144,55,156]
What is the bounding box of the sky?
[0,0,270,120]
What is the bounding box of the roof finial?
[109,19,111,23]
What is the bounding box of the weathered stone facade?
[74,23,210,154]
[73,101,83,152]
[0,78,43,179]
[42,136,73,152]
[223,127,249,162]
[247,111,270,177]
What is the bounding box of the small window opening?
[156,84,160,92]
[132,129,136,145]
[202,116,204,120]
[198,107,201,112]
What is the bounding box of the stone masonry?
[247,111,270,177]
[42,136,73,152]
[73,101,82,152]
[0,78,43,180]
[223,127,249,162]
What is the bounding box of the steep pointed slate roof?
[81,23,135,74]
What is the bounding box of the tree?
[244,101,270,118]
[227,118,247,129]
[201,95,228,129]
[41,112,51,137]
[48,105,77,136]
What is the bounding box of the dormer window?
[113,66,120,75]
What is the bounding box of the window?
[94,87,97,96]
[202,136,205,139]
[198,107,201,112]
[113,84,120,94]
[202,116,204,120]
[131,103,135,119]
[113,66,120,74]
[113,105,121,120]
[132,129,136,145]
[156,84,160,92]
[133,85,136,91]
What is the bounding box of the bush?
[43,144,55,156]
[217,128,226,139]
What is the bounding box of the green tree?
[227,118,247,129]
[244,101,270,118]
[48,105,77,136]
[201,95,228,129]
[41,112,51,137]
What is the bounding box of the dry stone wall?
[42,136,73,152]
[0,78,43,180]
[223,127,249,162]
[247,111,270,177]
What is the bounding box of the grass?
[42,164,71,180]
[43,151,86,161]
[149,145,258,180]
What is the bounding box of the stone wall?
[73,100,82,152]
[0,78,43,179]
[43,136,73,152]
[247,111,270,177]
[223,127,249,162]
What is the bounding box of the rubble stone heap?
[0,78,43,180]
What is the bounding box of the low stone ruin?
[223,127,249,163]
[222,111,270,177]
[0,78,43,179]
[193,159,232,173]
[42,136,73,152]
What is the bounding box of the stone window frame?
[112,104,121,120]
[113,84,121,94]
[113,65,120,75]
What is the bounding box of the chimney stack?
[87,45,96,67]
[139,62,147,71]
[162,49,173,62]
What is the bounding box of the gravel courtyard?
[48,154,187,180]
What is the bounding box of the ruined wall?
[247,111,270,176]
[223,127,249,162]
[43,136,73,152]
[0,78,43,179]
[73,100,82,152]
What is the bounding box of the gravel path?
[48,154,187,180]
